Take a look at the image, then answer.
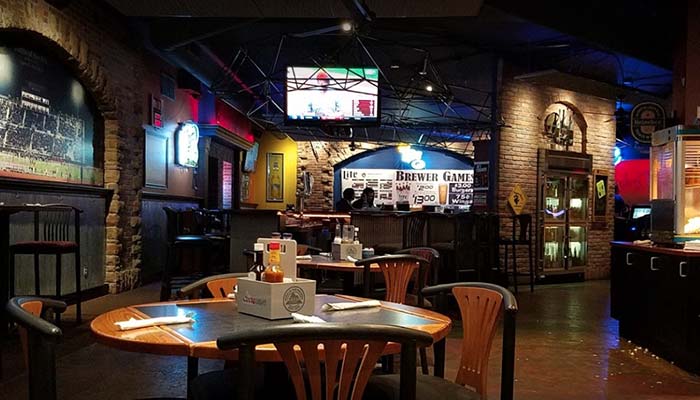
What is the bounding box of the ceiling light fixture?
[341,21,353,32]
[419,55,428,76]
[425,85,433,92]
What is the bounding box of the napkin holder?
[237,277,316,320]
[257,238,297,279]
[332,243,362,261]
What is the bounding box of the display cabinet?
[537,149,592,275]
[650,125,700,243]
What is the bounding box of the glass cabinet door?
[543,225,565,270]
[544,177,566,221]
[568,176,589,221]
[568,226,587,268]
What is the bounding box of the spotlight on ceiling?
[425,85,433,92]
[419,56,428,76]
[390,65,400,69]
[341,21,353,32]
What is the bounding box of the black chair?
[6,296,65,400]
[401,212,427,249]
[7,296,187,400]
[453,213,477,281]
[365,282,518,400]
[161,207,215,301]
[499,214,534,293]
[9,204,83,324]
[190,323,433,400]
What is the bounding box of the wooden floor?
[2,280,700,399]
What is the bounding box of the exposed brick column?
[1,0,146,292]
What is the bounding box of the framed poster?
[267,153,284,202]
[144,129,168,188]
[592,169,609,228]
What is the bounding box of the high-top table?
[91,294,452,389]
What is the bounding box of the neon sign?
[175,121,199,168]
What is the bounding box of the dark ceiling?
[102,0,675,146]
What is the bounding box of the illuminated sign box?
[175,121,199,168]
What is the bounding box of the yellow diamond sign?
[508,184,527,215]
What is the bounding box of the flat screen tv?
[242,142,259,172]
[285,66,379,126]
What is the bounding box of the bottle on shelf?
[249,243,266,281]
[353,227,360,244]
[263,242,285,283]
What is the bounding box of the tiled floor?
[2,280,700,399]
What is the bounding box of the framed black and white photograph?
[145,129,168,188]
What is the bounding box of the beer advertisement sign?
[341,168,473,207]
[630,102,665,144]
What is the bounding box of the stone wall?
[498,75,616,279]
[0,0,165,292]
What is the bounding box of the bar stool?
[161,207,213,301]
[9,204,83,324]
[401,212,427,249]
[500,214,534,293]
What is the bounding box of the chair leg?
[33,252,40,296]
[9,252,15,299]
[161,245,173,301]
[511,242,518,295]
[74,250,82,324]
[503,244,509,288]
[528,241,534,293]
[419,347,429,375]
[55,254,62,325]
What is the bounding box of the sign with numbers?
[341,168,473,207]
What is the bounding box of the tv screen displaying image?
[286,66,379,125]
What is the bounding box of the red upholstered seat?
[10,241,79,254]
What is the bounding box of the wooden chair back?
[6,297,66,400]
[453,286,503,395]
[29,204,81,243]
[216,324,433,400]
[395,247,439,303]
[205,277,239,298]
[422,282,518,400]
[357,255,428,304]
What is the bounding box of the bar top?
[611,241,700,257]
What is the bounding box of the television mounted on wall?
[285,66,380,126]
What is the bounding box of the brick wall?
[0,0,164,292]
[498,75,616,279]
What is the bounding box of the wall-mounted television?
[285,66,379,126]
[242,142,259,172]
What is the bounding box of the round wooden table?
[91,294,451,363]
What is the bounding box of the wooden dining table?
[91,294,452,389]
[296,255,381,296]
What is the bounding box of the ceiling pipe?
[194,42,258,98]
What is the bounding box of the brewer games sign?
[341,168,473,207]
[630,102,665,144]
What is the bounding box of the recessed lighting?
[341,21,353,32]
[390,65,400,69]
[425,85,433,92]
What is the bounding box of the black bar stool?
[9,204,83,324]
[500,214,534,293]
[161,207,214,301]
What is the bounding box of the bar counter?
[610,241,700,373]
